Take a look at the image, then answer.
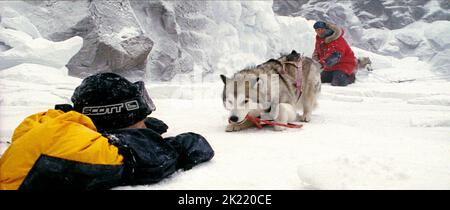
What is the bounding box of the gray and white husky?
[220,50,322,132]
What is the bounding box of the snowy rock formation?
[0,27,83,70]
[274,0,450,30]
[130,0,292,81]
[130,0,316,81]
[61,0,153,78]
[0,0,318,81]
[0,6,41,39]
[0,0,153,78]
[273,0,450,74]
[0,6,83,70]
[1,0,449,80]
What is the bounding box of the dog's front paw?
[299,114,311,122]
[273,125,286,131]
[225,124,241,132]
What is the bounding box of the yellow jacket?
[0,109,123,190]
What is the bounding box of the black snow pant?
[321,70,355,86]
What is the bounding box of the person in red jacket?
[312,21,357,86]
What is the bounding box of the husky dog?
[220,50,322,132]
[357,57,373,71]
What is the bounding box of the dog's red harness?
[245,115,303,129]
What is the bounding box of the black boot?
[331,71,352,86]
[321,71,333,83]
[349,73,356,84]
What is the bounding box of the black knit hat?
[313,21,327,29]
[71,73,155,132]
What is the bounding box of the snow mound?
[0,6,41,39]
[0,63,81,106]
[408,95,450,106]
[410,117,450,128]
[0,26,83,70]
[131,0,318,81]
[0,63,68,84]
[297,154,450,190]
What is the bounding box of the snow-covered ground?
[1,1,449,190]
[1,55,449,189]
[112,56,450,190]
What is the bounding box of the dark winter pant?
[321,70,355,86]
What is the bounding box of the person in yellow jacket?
[0,73,214,190]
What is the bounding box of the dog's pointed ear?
[287,50,300,61]
[220,74,228,84]
[266,59,279,64]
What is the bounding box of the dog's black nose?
[229,116,239,122]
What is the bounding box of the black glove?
[324,51,342,67]
[165,132,214,170]
[144,117,169,135]
[106,128,178,185]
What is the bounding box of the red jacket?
[314,29,356,75]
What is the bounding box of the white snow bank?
[213,13,318,80]
[408,95,450,106]
[411,116,450,127]
[297,152,450,190]
[361,20,450,72]
[423,21,450,50]
[0,27,33,48]
[0,26,83,70]
[0,6,41,39]
[0,63,81,106]
[0,63,69,84]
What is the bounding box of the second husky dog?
[357,57,373,71]
[220,50,322,132]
